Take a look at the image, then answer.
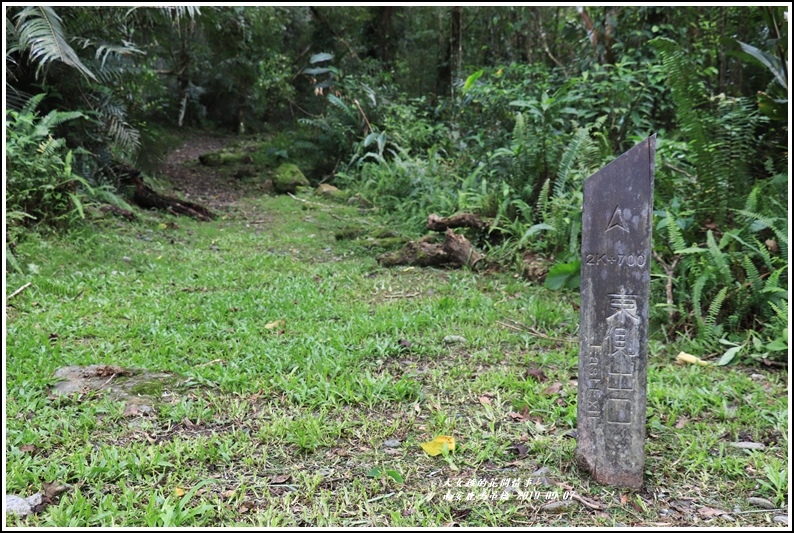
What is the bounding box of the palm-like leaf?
[14,6,96,81]
[125,6,201,24]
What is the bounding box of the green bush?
[6,95,90,228]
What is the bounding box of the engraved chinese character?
[608,292,640,325]
[611,327,637,357]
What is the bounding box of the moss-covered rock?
[274,163,310,194]
[199,152,223,166]
[315,183,346,200]
[199,151,253,167]
[347,194,373,208]
[334,225,366,241]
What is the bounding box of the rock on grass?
[274,164,309,194]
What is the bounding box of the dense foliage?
[5,6,788,363]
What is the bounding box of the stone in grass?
[443,335,467,345]
[746,497,775,509]
[729,441,765,450]
[383,439,401,448]
[274,163,310,194]
[347,194,373,208]
[5,493,43,517]
[540,499,578,513]
[198,152,223,167]
[315,183,346,200]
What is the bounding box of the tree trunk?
[378,229,482,269]
[450,6,463,101]
[435,8,451,100]
[577,6,618,64]
[377,7,395,66]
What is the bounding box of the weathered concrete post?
[576,135,655,489]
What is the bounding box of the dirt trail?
[159,133,245,213]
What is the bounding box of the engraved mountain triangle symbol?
[606,205,629,233]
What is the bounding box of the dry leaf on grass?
[238,501,256,513]
[509,405,533,422]
[698,506,725,517]
[20,444,38,455]
[42,481,70,500]
[420,435,456,456]
[511,443,528,458]
[526,367,548,382]
[541,382,563,395]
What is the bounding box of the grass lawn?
[4,189,789,526]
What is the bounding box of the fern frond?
[763,266,788,295]
[744,184,760,213]
[555,128,590,198]
[513,112,527,147]
[326,94,356,123]
[665,210,687,252]
[35,110,84,138]
[710,96,759,202]
[742,256,763,291]
[706,230,732,283]
[721,231,775,270]
[14,6,96,81]
[768,300,788,324]
[568,217,581,255]
[536,178,551,224]
[752,237,775,270]
[705,286,729,330]
[91,95,140,156]
[733,208,788,258]
[691,272,709,328]
[91,186,134,211]
[37,135,65,156]
[19,92,46,117]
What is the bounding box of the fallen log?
[104,163,216,221]
[378,228,482,268]
[99,204,137,221]
[129,172,215,221]
[427,212,486,232]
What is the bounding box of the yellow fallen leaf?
[676,352,711,366]
[265,320,285,330]
[174,487,186,497]
[420,435,456,457]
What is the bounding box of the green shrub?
[6,95,90,227]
